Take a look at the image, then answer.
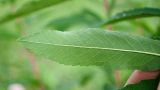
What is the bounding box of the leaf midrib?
[21,40,160,57]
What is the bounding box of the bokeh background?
[0,0,159,90]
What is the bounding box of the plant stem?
[114,70,121,87]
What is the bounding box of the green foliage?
[0,0,67,24]
[20,29,160,70]
[120,76,160,90]
[0,0,15,4]
[0,0,160,89]
[152,25,160,40]
[102,8,160,26]
[47,9,102,31]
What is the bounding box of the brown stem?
[104,0,113,30]
[26,51,46,90]
[104,0,109,12]
[26,51,45,90]
[26,52,40,79]
[10,4,45,90]
[114,70,121,87]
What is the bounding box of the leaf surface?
[20,28,160,70]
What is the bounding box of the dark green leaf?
[120,76,160,90]
[0,0,67,24]
[102,8,160,26]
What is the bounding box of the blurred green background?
[0,0,159,90]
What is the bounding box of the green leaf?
[20,28,160,70]
[102,8,160,26]
[120,76,160,90]
[152,25,160,40]
[47,9,102,31]
[0,0,67,24]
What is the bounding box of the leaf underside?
[20,28,160,70]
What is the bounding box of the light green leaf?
[102,8,160,26]
[120,76,160,90]
[0,0,67,24]
[20,28,160,70]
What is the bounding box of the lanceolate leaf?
[102,8,160,26]
[0,0,67,24]
[20,28,160,70]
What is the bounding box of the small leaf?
[120,76,160,90]
[0,0,67,24]
[20,28,160,70]
[102,8,160,26]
